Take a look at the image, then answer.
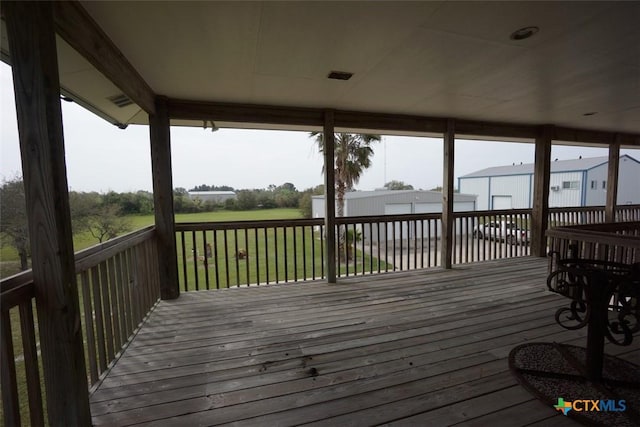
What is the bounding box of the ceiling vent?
[328,71,353,81]
[107,93,134,108]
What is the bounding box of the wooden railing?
[548,205,606,226]
[547,221,640,267]
[452,209,532,264]
[336,213,442,274]
[0,226,160,426]
[175,219,325,290]
[615,204,640,222]
[174,205,640,290]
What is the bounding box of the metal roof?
[188,191,236,196]
[460,154,639,178]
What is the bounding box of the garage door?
[492,195,512,210]
[384,204,411,241]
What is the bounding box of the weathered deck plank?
[90,257,606,426]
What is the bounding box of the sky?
[1,62,638,194]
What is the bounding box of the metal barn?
[458,155,640,210]
[312,190,476,243]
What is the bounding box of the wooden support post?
[149,96,179,299]
[605,137,620,223]
[323,111,337,283]
[3,1,91,424]
[531,126,553,257]
[441,119,455,269]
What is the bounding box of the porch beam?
[531,126,553,257]
[323,111,337,283]
[441,119,455,269]
[149,96,179,299]
[3,1,91,424]
[166,99,640,146]
[605,136,621,222]
[52,1,156,114]
[553,127,639,147]
[168,99,324,127]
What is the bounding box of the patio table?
[546,257,640,381]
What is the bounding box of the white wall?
[585,163,607,206]
[617,156,640,205]
[490,175,531,209]
[459,178,490,210]
[549,172,583,207]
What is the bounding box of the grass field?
[0,208,302,279]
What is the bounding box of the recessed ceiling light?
[583,112,598,116]
[510,26,539,41]
[328,71,353,81]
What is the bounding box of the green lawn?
[0,208,302,278]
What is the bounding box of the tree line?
[2,131,420,271]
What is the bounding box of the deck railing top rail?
[547,221,640,249]
[176,218,323,231]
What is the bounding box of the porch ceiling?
[2,1,640,138]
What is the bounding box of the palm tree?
[310,132,380,260]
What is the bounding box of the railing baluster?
[114,253,128,349]
[180,231,187,292]
[255,228,260,285]
[191,231,199,291]
[107,257,122,352]
[353,224,358,276]
[213,229,220,289]
[80,270,98,384]
[234,229,240,287]
[123,247,135,332]
[320,224,325,279]
[274,227,279,283]
[1,310,20,426]
[369,222,374,274]
[311,224,317,280]
[202,231,210,290]
[91,266,107,374]
[244,229,250,286]
[264,227,270,284]
[302,225,307,281]
[293,225,298,282]
[99,261,115,363]
[223,230,230,288]
[19,301,44,427]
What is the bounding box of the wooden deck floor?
[90,257,639,426]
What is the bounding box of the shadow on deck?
[89,257,638,426]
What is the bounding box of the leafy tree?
[298,184,324,218]
[0,177,29,270]
[256,190,277,209]
[236,190,258,210]
[274,183,300,208]
[310,132,380,257]
[384,180,414,190]
[83,205,132,243]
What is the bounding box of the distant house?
[188,191,236,203]
[458,155,640,210]
[312,190,477,242]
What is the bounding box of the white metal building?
[312,190,477,242]
[458,155,640,210]
[188,191,237,203]
[312,190,476,218]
